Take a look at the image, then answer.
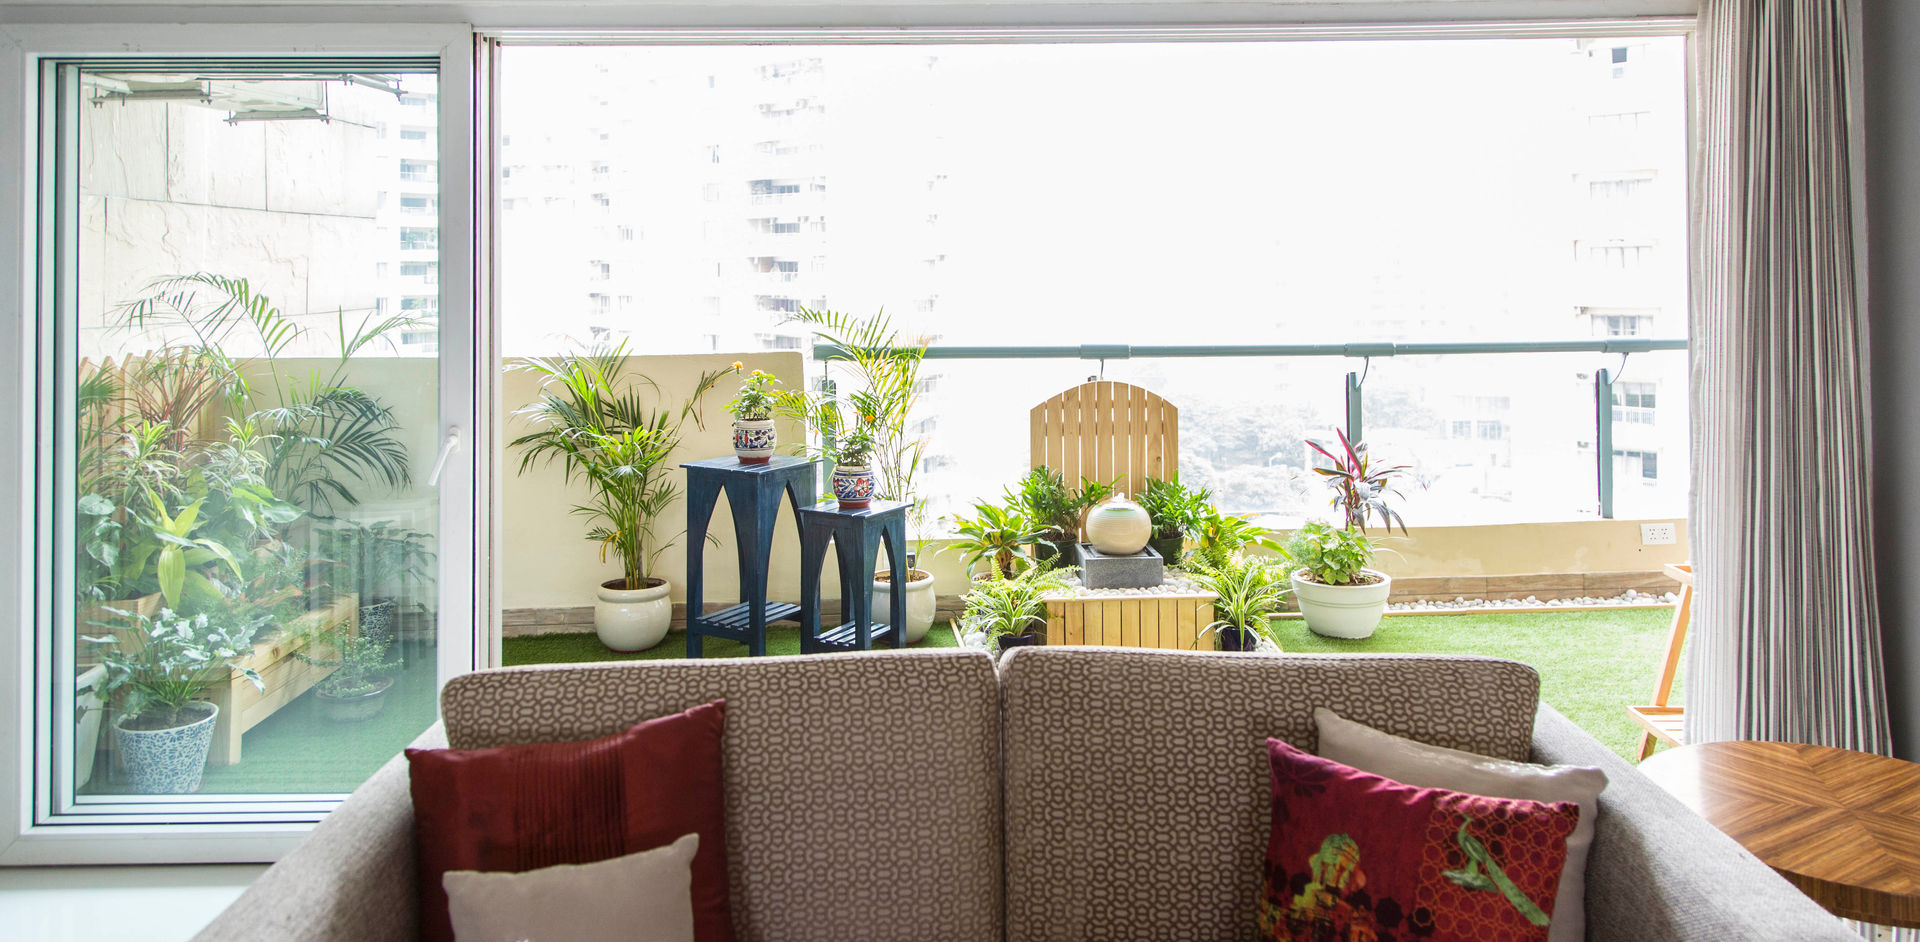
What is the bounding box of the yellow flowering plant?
[725,364,782,421]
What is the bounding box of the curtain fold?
[1689,0,1891,753]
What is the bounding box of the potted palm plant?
[1138,474,1211,567]
[1192,554,1291,652]
[83,607,266,794]
[944,500,1046,581]
[299,629,403,723]
[509,341,728,652]
[725,365,781,464]
[1289,430,1410,639]
[962,561,1073,654]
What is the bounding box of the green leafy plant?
[1074,476,1117,520]
[313,520,437,610]
[1306,429,1411,534]
[944,500,1046,580]
[300,631,402,699]
[724,365,782,421]
[1286,520,1376,586]
[83,607,267,730]
[775,308,930,528]
[836,424,877,466]
[1191,554,1292,648]
[1138,474,1212,541]
[508,341,728,589]
[962,561,1073,642]
[1008,466,1080,541]
[1188,506,1284,572]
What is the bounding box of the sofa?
[193,647,1856,942]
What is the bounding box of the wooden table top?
[1639,740,1920,928]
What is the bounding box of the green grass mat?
[1278,608,1684,762]
[504,623,959,665]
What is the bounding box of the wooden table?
[1639,740,1920,935]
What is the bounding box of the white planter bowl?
[1291,568,1393,639]
[595,577,673,652]
[873,568,937,643]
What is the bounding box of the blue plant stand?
[683,455,819,657]
[798,499,909,653]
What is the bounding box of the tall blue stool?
[798,499,909,653]
[683,455,819,657]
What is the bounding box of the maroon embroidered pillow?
[407,700,732,942]
[1261,738,1579,942]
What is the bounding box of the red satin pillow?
[407,700,732,942]
[1261,738,1579,942]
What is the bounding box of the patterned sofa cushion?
[439,649,1002,942]
[998,647,1542,942]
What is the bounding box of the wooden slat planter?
[1041,591,1218,651]
[205,594,359,766]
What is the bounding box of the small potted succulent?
[84,606,266,794]
[299,630,403,723]
[962,560,1073,654]
[726,363,782,464]
[1138,474,1211,566]
[1192,555,1291,652]
[1288,430,1410,639]
[831,423,878,509]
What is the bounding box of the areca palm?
[508,341,727,587]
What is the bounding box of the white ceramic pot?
[1085,494,1152,556]
[873,568,936,643]
[1290,568,1393,639]
[732,418,776,464]
[595,577,672,652]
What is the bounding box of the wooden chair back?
[1028,380,1177,498]
[1629,561,1692,759]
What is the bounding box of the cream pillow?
[442,832,699,942]
[1313,707,1606,942]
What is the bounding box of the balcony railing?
[813,337,1688,520]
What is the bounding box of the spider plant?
[961,560,1073,644]
[1191,554,1292,651]
[508,341,728,589]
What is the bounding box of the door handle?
[427,426,460,487]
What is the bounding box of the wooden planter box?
[1041,591,1218,651]
[205,594,359,766]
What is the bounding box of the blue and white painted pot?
[113,702,217,794]
[732,418,776,464]
[833,463,876,509]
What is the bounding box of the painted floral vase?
[732,418,776,464]
[833,463,876,509]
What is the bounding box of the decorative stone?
[1084,494,1152,555]
[1076,542,1164,589]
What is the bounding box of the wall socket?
[1640,522,1678,546]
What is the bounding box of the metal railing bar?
[814,338,1688,361]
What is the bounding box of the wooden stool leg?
[1637,731,1657,761]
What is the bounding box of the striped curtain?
[1688,0,1890,754]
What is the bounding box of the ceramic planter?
[873,567,936,643]
[358,598,396,643]
[995,617,1046,654]
[595,577,673,652]
[75,664,107,791]
[1085,495,1152,556]
[113,702,218,794]
[1033,534,1078,568]
[832,463,876,509]
[732,418,776,464]
[1216,625,1260,652]
[1291,568,1393,639]
[315,676,394,723]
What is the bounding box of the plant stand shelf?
[1041,591,1218,651]
[205,594,359,766]
[683,455,819,657]
[798,499,908,654]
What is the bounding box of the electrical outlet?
[1640,522,1677,546]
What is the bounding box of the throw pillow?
[443,832,700,942]
[1262,738,1580,942]
[1314,707,1607,942]
[407,700,731,942]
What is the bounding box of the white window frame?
[0,22,489,865]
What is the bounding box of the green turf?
[1277,608,1685,762]
[503,622,959,665]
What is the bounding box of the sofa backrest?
[439,648,1003,942]
[997,647,1542,942]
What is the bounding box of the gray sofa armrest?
[1531,705,1854,942]
[192,723,441,942]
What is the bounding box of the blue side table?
[683,455,820,657]
[798,499,909,653]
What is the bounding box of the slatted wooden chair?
[1628,561,1692,760]
[1029,380,1178,498]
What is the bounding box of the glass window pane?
[64,66,441,808]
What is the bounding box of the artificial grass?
[503,622,959,665]
[1277,608,1684,762]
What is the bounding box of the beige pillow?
[443,832,699,942]
[1313,707,1606,942]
